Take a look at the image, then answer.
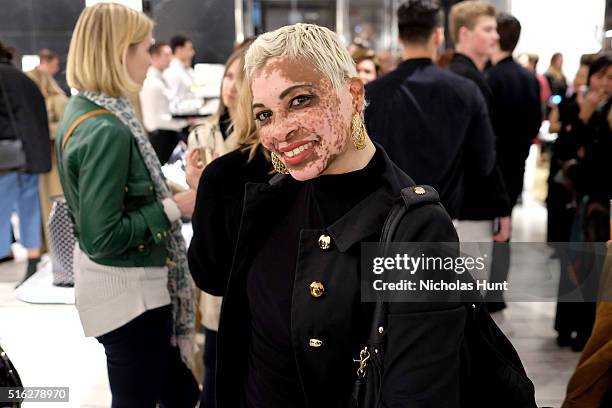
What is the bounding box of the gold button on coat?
[137,244,145,252]
[309,281,325,298]
[309,338,323,348]
[318,234,331,250]
[156,232,162,240]
[414,186,426,195]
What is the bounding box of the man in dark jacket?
[0,42,50,283]
[448,1,511,243]
[364,0,496,220]
[481,12,542,322]
[448,2,514,332]
[487,13,541,209]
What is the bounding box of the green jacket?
[56,95,171,267]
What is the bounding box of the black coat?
[365,58,496,219]
[449,54,511,219]
[486,56,541,207]
[212,146,465,407]
[188,147,272,295]
[0,62,50,173]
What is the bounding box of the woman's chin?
[288,167,321,181]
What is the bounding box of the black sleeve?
[527,77,543,142]
[188,166,238,296]
[465,88,496,177]
[16,71,51,173]
[381,203,466,408]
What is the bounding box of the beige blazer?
[26,68,68,138]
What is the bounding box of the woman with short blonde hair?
[56,3,198,406]
[208,23,465,407]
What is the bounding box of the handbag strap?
[61,109,111,151]
[355,185,441,380]
[367,185,442,344]
[0,69,21,143]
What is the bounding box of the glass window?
[253,0,336,34]
[347,0,397,51]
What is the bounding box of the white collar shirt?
[162,58,196,103]
[139,66,186,132]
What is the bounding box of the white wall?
[511,0,605,90]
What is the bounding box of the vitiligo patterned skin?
[251,57,365,181]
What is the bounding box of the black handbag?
[349,186,537,408]
[0,70,26,173]
[48,196,76,287]
[0,342,23,407]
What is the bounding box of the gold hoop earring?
[351,113,367,150]
[271,152,289,174]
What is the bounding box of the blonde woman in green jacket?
[56,3,198,407]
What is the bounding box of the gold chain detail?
[271,152,289,174]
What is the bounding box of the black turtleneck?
[243,148,384,407]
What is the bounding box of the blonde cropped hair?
[244,23,357,94]
[449,1,496,45]
[67,2,153,97]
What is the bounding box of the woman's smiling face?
[251,56,356,181]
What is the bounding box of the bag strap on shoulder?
[61,109,111,151]
[368,185,441,343]
[381,185,441,241]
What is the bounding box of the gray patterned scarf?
[80,91,195,362]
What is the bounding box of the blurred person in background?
[448,1,512,246]
[351,47,379,84]
[566,54,612,245]
[548,57,591,135]
[487,12,541,210]
[549,55,595,349]
[26,49,67,136]
[26,49,68,247]
[186,39,255,163]
[436,48,455,68]
[185,38,259,408]
[56,4,198,406]
[554,54,612,351]
[365,0,495,222]
[518,53,552,113]
[164,34,196,104]
[448,1,513,336]
[0,41,50,285]
[376,49,400,75]
[140,41,189,164]
[485,12,541,325]
[545,52,568,98]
